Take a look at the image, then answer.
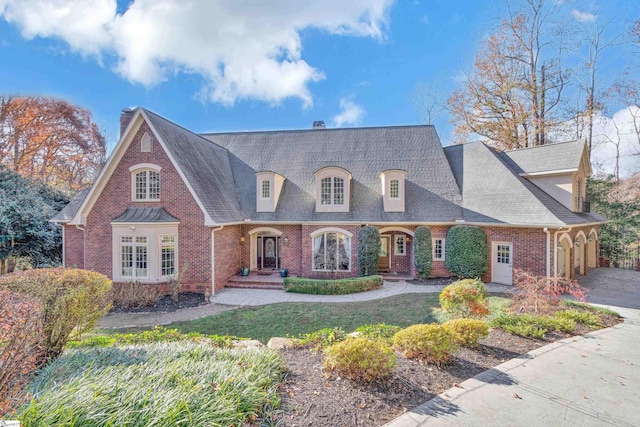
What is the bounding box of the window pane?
[162,246,175,276]
[149,171,160,199]
[262,180,270,198]
[396,236,405,254]
[136,237,147,244]
[333,178,344,205]
[121,244,132,276]
[136,171,147,200]
[338,234,350,270]
[136,245,147,277]
[321,178,332,205]
[326,233,337,270]
[390,180,399,198]
[313,235,325,270]
[434,239,443,260]
[161,235,175,243]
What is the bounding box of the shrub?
[283,275,383,295]
[445,226,488,278]
[563,300,621,317]
[554,310,602,329]
[358,226,381,277]
[293,327,347,349]
[393,324,459,363]
[442,319,489,348]
[491,313,576,338]
[439,279,490,319]
[324,337,397,382]
[511,269,588,313]
[0,268,112,360]
[111,281,161,308]
[414,226,433,279]
[0,290,44,416]
[355,323,402,344]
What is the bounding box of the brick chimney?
[120,107,135,137]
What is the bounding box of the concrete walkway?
[98,280,511,329]
[385,268,640,427]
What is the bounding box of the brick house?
[52,108,605,294]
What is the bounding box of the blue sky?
[0,0,638,176]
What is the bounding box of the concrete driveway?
[578,268,640,309]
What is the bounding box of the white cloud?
[571,9,596,23]
[0,0,394,106]
[591,107,640,178]
[332,96,365,127]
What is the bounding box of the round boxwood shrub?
[358,226,381,277]
[324,337,397,382]
[445,225,488,278]
[393,323,459,364]
[442,318,489,348]
[414,226,433,279]
[439,278,490,319]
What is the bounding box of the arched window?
[312,229,351,271]
[315,167,351,212]
[321,176,344,205]
[130,164,161,201]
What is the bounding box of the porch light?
[284,236,289,244]
[240,236,245,243]
[588,236,594,242]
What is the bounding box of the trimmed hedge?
[358,226,381,276]
[324,337,397,382]
[283,275,383,295]
[445,225,488,278]
[414,226,433,279]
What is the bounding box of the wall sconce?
[284,236,289,245]
[240,236,245,243]
[406,237,412,243]
[574,239,580,247]
[129,226,135,230]
[588,236,594,242]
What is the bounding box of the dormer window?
[380,170,406,212]
[256,171,285,212]
[315,167,351,213]
[130,163,161,201]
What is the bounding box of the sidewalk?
[384,305,640,427]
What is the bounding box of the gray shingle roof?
[112,207,179,223]
[500,140,586,174]
[444,142,606,226]
[50,188,89,222]
[201,125,463,222]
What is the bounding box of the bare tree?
[411,82,447,125]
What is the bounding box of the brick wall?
[239,224,303,275]
[213,225,241,292]
[84,120,211,293]
[63,225,84,268]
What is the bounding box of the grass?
[110,294,511,344]
[18,341,284,427]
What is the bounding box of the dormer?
[314,166,352,213]
[380,169,406,212]
[256,171,285,212]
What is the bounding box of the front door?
[257,236,279,269]
[492,242,513,285]
[378,236,391,271]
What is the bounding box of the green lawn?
[152,294,511,344]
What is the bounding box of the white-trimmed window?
[394,235,406,256]
[312,232,351,271]
[120,236,148,278]
[135,170,160,200]
[315,167,351,212]
[261,180,271,199]
[390,179,400,199]
[433,238,445,261]
[321,177,344,205]
[160,235,176,276]
[380,170,406,212]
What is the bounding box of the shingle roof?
[201,125,463,222]
[500,140,586,174]
[444,142,606,226]
[112,207,179,223]
[50,188,89,222]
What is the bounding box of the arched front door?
[257,235,280,270]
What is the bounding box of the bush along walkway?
[98,280,511,330]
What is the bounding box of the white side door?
[492,242,513,285]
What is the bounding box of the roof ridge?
[200,123,435,137]
[503,139,583,153]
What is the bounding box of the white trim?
[110,221,180,226]
[575,230,587,244]
[131,169,161,202]
[491,241,513,285]
[248,227,283,236]
[129,163,161,172]
[588,228,598,241]
[519,168,578,177]
[558,233,573,248]
[432,237,445,261]
[310,227,354,238]
[393,234,406,256]
[378,226,415,236]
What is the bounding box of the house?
[51,108,606,294]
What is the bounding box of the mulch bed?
[109,292,209,314]
[273,312,623,427]
[407,277,456,286]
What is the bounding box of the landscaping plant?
[445,225,488,278]
[358,226,381,276]
[293,327,347,349]
[355,323,402,344]
[511,269,588,313]
[554,310,602,329]
[393,323,459,363]
[439,279,490,319]
[324,337,397,382]
[0,268,112,360]
[413,226,433,279]
[283,275,382,295]
[491,313,576,338]
[0,290,44,416]
[442,318,489,348]
[110,281,161,308]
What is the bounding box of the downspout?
[210,226,224,298]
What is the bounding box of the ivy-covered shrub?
[413,226,433,279]
[393,324,459,363]
[358,226,381,277]
[324,337,397,382]
[439,279,490,319]
[0,290,44,416]
[0,268,113,360]
[445,225,488,278]
[355,323,402,344]
[442,318,489,348]
[284,275,382,295]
